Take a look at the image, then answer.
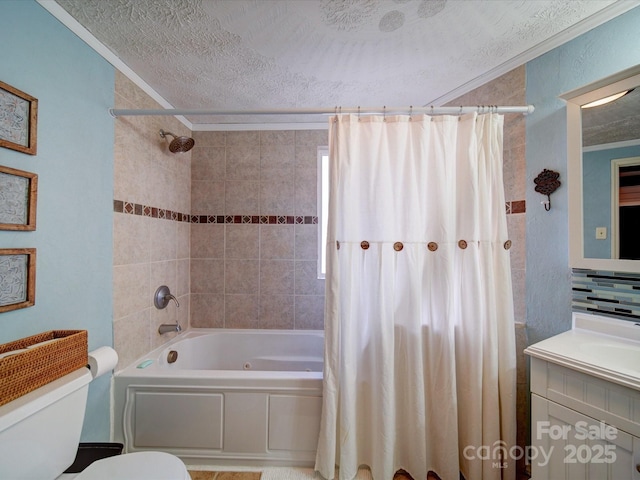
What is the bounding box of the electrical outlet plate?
[595,227,607,239]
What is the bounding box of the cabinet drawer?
[531,357,640,438]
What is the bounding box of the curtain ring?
[358,106,361,121]
[409,105,413,120]
[383,106,386,121]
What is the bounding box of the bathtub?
[112,329,324,467]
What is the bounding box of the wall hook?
[534,169,561,211]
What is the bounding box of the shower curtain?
[315,113,516,480]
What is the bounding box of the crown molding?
[37,0,639,130]
[35,0,193,130]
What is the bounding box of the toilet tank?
[0,368,92,480]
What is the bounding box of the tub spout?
[158,323,182,335]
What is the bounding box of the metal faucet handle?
[154,285,179,309]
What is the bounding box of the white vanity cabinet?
[526,313,640,480]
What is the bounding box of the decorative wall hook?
[534,169,561,211]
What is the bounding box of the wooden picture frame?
[0,165,38,231]
[0,80,38,155]
[0,248,36,313]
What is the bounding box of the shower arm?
[109,105,535,118]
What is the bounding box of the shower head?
[159,129,195,153]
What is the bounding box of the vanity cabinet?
[526,313,640,479]
[529,357,640,479]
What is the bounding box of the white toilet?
[0,367,191,479]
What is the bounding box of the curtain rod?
[108,105,535,118]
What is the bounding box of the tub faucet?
[158,322,182,335]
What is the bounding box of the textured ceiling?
[53,0,629,126]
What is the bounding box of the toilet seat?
[74,451,190,480]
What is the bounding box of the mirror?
[562,64,640,272]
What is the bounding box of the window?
[317,147,329,279]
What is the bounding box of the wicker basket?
[0,330,88,407]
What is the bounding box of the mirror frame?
[561,64,640,273]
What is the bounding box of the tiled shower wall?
[112,67,527,369]
[189,130,327,329]
[112,71,191,369]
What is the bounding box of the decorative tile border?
[572,268,640,321]
[506,200,526,214]
[115,199,524,224]
[114,200,318,224]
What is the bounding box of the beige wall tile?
[260,260,295,295]
[191,294,224,328]
[295,225,318,260]
[192,180,225,214]
[261,144,295,182]
[226,181,260,214]
[261,179,294,213]
[193,131,226,147]
[296,130,328,146]
[113,213,150,266]
[260,295,295,329]
[225,259,259,294]
[191,259,225,294]
[113,263,150,319]
[113,309,150,371]
[262,130,295,145]
[260,225,294,259]
[226,144,260,182]
[295,260,325,295]
[226,225,259,259]
[177,222,191,260]
[149,218,177,263]
[225,294,259,328]
[295,295,325,330]
[191,224,225,259]
[177,259,190,297]
[192,146,226,181]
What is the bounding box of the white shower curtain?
[315,113,516,480]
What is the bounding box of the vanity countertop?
[525,312,640,391]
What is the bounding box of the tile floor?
[188,472,261,480]
[187,471,439,480]
[187,469,528,480]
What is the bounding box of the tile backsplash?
[572,268,640,321]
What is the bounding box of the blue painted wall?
[582,145,640,258]
[526,6,640,345]
[0,0,114,440]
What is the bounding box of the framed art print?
[0,80,38,155]
[0,248,36,313]
[0,165,38,230]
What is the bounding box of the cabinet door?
[531,394,637,480]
